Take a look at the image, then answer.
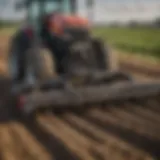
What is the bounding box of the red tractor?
[7,0,160,117]
[9,0,121,84]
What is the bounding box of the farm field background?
[0,26,160,66]
[92,27,160,60]
[1,26,160,56]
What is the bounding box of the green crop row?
[1,26,160,59]
[92,27,160,58]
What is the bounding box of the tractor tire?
[105,45,119,71]
[7,41,20,81]
[92,38,134,83]
[92,38,119,71]
[25,48,56,83]
[16,48,56,118]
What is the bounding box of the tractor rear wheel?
[15,48,56,118]
[92,38,119,71]
[25,48,56,83]
[92,38,133,82]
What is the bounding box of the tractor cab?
[17,0,90,74]
[27,0,76,31]
[19,0,89,40]
[23,0,91,61]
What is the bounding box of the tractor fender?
[91,38,119,71]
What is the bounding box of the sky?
[0,0,160,23]
[78,0,160,23]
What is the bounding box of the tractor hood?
[47,13,89,34]
[60,15,89,27]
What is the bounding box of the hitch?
[14,81,160,116]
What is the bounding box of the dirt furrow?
[109,104,159,128]
[0,125,19,160]
[119,55,160,79]
[145,99,160,112]
[62,113,154,160]
[9,122,51,160]
[121,103,160,125]
[38,113,152,160]
[108,105,160,134]
[88,108,160,140]
[38,115,96,160]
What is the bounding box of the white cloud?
[78,0,160,23]
[0,0,160,23]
